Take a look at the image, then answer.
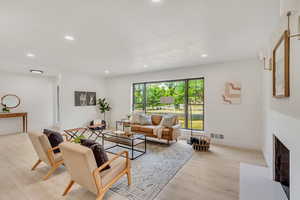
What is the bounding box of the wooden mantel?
[0,112,28,133]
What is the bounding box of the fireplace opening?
[274,136,290,199]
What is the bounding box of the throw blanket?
[153,124,181,139]
[153,126,164,139]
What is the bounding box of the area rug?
[107,140,193,200]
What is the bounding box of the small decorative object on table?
[191,135,211,152]
[116,119,131,132]
[73,135,86,144]
[115,130,125,136]
[123,121,131,134]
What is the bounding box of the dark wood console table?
[0,112,28,133]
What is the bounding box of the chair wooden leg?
[43,165,59,180]
[31,160,42,171]
[127,169,132,186]
[62,180,75,196]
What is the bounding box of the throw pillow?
[43,129,64,153]
[160,115,175,128]
[168,114,178,125]
[80,138,97,147]
[80,139,110,171]
[131,112,141,124]
[90,144,111,171]
[139,114,152,125]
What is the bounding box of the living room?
[0,0,300,200]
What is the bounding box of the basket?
[191,135,211,152]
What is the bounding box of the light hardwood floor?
[0,133,266,200]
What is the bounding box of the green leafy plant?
[73,135,85,144]
[2,104,10,113]
[97,98,111,121]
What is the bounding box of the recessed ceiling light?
[152,0,161,2]
[26,53,35,58]
[30,69,43,74]
[104,70,110,74]
[144,65,148,68]
[64,35,75,41]
[201,54,208,58]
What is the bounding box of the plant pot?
[101,120,107,129]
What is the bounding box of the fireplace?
[274,136,290,199]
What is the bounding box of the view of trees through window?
[133,78,204,130]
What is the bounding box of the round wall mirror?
[1,94,21,109]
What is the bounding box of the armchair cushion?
[54,152,63,162]
[43,129,63,153]
[80,139,110,171]
[100,153,127,186]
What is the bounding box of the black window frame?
[132,77,205,131]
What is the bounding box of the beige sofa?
[130,114,181,144]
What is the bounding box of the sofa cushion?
[162,128,172,135]
[131,112,141,124]
[139,125,155,134]
[43,129,63,153]
[151,115,163,125]
[160,115,176,128]
[139,114,152,125]
[131,124,141,132]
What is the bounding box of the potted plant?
[2,104,10,113]
[73,135,86,144]
[97,98,111,126]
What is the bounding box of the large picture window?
[132,78,204,130]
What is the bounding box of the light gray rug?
[107,140,193,200]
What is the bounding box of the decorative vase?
[2,107,10,113]
[101,120,107,129]
[124,126,131,134]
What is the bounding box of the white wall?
[59,72,107,130]
[106,59,262,150]
[0,72,55,134]
[0,71,107,134]
[261,12,300,200]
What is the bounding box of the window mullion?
[143,83,147,113]
[184,80,189,129]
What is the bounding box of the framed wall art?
[75,91,96,106]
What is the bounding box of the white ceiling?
[0,0,279,77]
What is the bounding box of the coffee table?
[101,130,147,160]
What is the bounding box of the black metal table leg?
[131,140,134,159]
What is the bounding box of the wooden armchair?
[59,142,131,200]
[28,132,64,180]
